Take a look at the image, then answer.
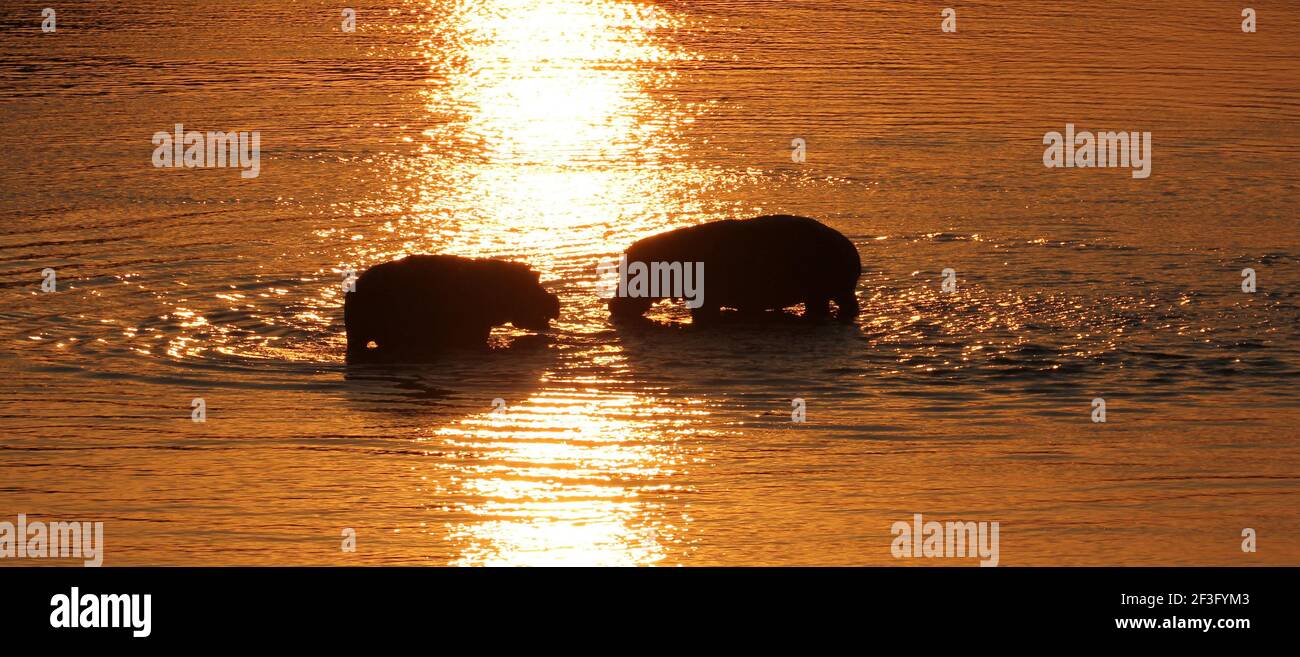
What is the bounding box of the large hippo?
[607,214,860,323]
[344,255,560,361]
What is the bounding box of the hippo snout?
[513,291,560,330]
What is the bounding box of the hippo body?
[609,215,861,322]
[344,255,559,361]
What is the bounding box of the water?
[1,0,1297,565]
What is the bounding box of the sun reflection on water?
[388,0,704,272]
[397,0,706,565]
[433,388,693,566]
[424,0,685,164]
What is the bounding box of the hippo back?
[344,254,558,359]
[623,215,859,310]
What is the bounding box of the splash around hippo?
[344,254,559,362]
[605,215,861,323]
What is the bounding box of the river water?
[1,0,1297,565]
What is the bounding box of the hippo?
[344,255,560,361]
[607,214,860,323]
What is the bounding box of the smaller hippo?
[607,215,860,323]
[344,255,559,361]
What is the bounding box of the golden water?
[1,1,1297,565]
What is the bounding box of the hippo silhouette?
[607,214,860,323]
[344,255,559,361]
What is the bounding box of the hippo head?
[511,286,560,330]
[500,263,560,331]
[608,296,653,319]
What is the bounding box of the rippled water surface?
[1,0,1298,565]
